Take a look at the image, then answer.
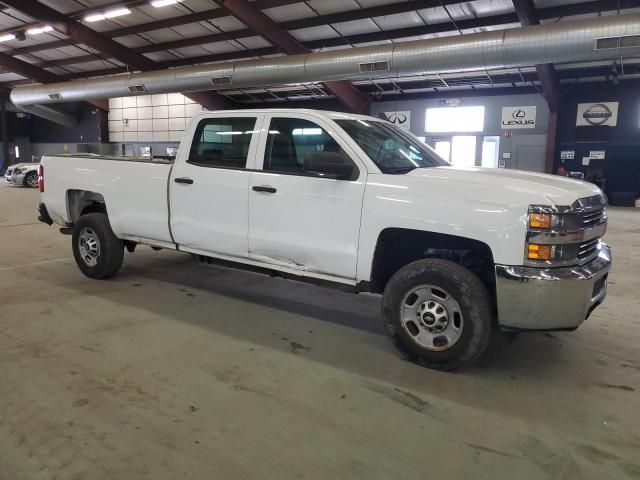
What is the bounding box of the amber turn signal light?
[527,244,552,261]
[529,212,552,229]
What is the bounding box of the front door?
[248,114,366,281]
[170,113,262,259]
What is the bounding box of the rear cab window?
[188,117,257,169]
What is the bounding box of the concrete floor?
[0,183,639,480]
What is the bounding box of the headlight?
[12,167,23,174]
[528,212,552,229]
[527,243,552,261]
[525,197,607,267]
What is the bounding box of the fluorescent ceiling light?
[151,0,182,6]
[27,25,54,35]
[85,7,131,22]
[0,33,16,42]
[105,7,131,18]
[84,13,106,22]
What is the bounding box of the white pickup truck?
[37,108,611,370]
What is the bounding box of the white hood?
[408,167,602,206]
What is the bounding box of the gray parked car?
[4,163,39,188]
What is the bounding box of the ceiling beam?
[0,0,231,110]
[0,51,108,110]
[4,0,634,92]
[220,0,369,113]
[0,0,147,35]
[8,0,486,58]
[22,11,518,71]
[6,0,636,61]
[512,0,561,111]
[4,0,311,56]
[15,0,636,75]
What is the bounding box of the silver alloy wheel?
[78,227,101,267]
[400,285,464,351]
[26,173,38,188]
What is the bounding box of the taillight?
[37,163,44,192]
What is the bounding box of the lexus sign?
[576,102,619,127]
[501,106,536,129]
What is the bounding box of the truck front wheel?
[72,213,124,279]
[382,258,492,371]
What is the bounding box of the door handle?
[174,177,194,184]
[252,185,277,194]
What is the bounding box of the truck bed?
[50,153,175,165]
[41,153,174,245]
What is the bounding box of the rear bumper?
[37,202,53,225]
[495,244,611,331]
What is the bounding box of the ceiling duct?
[10,14,640,107]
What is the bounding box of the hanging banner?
[501,106,537,129]
[384,111,411,131]
[576,102,619,126]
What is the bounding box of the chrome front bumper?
[495,244,611,331]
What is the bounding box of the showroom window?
[263,117,348,174]
[188,117,257,169]
[426,106,486,167]
[425,106,485,133]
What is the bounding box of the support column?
[0,100,9,175]
[545,110,557,174]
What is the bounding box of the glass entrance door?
[433,136,477,167]
[481,136,500,168]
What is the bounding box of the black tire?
[382,258,493,371]
[23,171,38,188]
[72,213,124,279]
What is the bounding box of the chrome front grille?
[576,194,607,264]
[582,207,605,227]
[578,238,600,261]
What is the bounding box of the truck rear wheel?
[72,213,124,279]
[382,258,492,371]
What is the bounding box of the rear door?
[248,113,367,281]
[170,113,262,259]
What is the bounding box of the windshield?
[335,119,450,174]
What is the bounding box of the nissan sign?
[501,106,536,129]
[576,102,619,127]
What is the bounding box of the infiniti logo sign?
[383,110,411,131]
[386,113,407,125]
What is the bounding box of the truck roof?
[195,108,388,123]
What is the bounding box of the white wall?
[108,93,204,143]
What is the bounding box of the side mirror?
[303,152,355,180]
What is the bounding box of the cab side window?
[189,117,257,169]
[263,118,348,174]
